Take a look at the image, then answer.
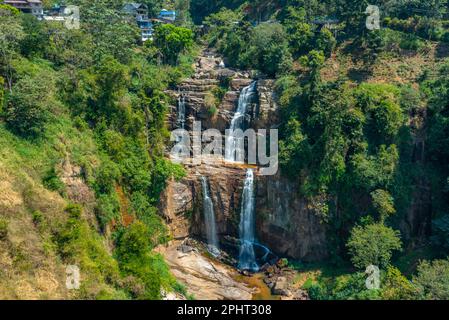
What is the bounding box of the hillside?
[1,0,449,301]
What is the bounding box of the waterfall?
[225,82,257,162]
[238,169,259,272]
[201,176,220,256]
[177,94,186,129]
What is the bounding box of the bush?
[331,273,381,300]
[381,266,418,300]
[32,210,43,226]
[96,193,121,229]
[53,204,122,298]
[5,74,53,138]
[413,258,449,300]
[42,167,65,194]
[370,189,396,222]
[399,34,424,51]
[315,28,336,58]
[431,215,449,252]
[115,222,172,299]
[354,83,404,143]
[0,76,4,113]
[0,218,8,240]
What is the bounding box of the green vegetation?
[195,0,449,300]
[2,0,449,300]
[347,223,402,270]
[0,0,191,299]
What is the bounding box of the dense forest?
[1,0,449,300]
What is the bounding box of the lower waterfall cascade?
[238,169,259,272]
[201,176,220,256]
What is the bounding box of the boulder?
[272,277,291,296]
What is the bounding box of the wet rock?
[259,263,271,272]
[156,241,254,300]
[217,68,237,79]
[272,277,291,296]
[230,78,253,91]
[179,244,194,254]
[256,172,329,262]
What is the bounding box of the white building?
[3,0,43,17]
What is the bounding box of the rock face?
[254,79,280,130]
[160,49,329,263]
[167,49,253,133]
[156,240,254,300]
[256,173,329,261]
[159,158,248,243]
[160,163,329,262]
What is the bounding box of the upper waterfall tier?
[225,82,257,162]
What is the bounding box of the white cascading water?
[177,94,186,129]
[201,176,220,256]
[225,82,257,162]
[238,169,259,271]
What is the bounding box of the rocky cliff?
[160,49,329,263]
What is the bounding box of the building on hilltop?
[123,2,149,21]
[123,3,154,42]
[158,9,176,22]
[3,0,43,18]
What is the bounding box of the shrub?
[0,76,4,113]
[5,74,54,138]
[42,167,65,194]
[354,83,403,143]
[96,193,121,229]
[32,210,43,226]
[0,218,8,240]
[0,3,20,15]
[431,215,449,252]
[399,34,424,51]
[315,28,336,58]
[115,222,170,299]
[204,91,217,114]
[381,266,418,300]
[331,273,381,300]
[53,204,122,298]
[413,258,449,300]
[371,189,396,223]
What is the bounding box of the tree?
[371,189,396,223]
[315,28,336,58]
[245,22,292,77]
[153,24,193,65]
[431,214,449,252]
[72,0,140,63]
[5,74,53,137]
[381,266,418,300]
[351,144,399,190]
[143,0,164,17]
[347,223,402,269]
[115,221,163,299]
[0,75,4,111]
[354,83,404,144]
[0,10,24,91]
[413,258,449,300]
[279,118,307,176]
[283,7,313,57]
